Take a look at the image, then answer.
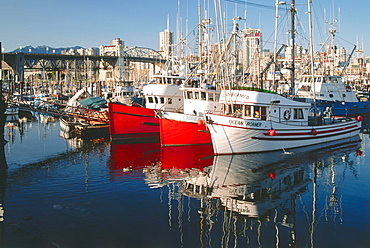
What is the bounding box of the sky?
[1,0,370,56]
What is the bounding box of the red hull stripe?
[162,143,213,147]
[110,110,155,118]
[143,122,159,126]
[252,127,361,141]
[111,132,160,140]
[262,124,359,136]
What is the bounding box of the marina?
[1,112,369,247]
[1,0,370,247]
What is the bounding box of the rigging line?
[224,0,275,10]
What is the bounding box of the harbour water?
[1,112,370,248]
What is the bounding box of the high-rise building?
[159,29,174,59]
[241,28,262,79]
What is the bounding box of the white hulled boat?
[204,88,362,155]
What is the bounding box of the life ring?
[283,110,291,120]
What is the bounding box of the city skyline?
[1,0,370,56]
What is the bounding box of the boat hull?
[206,114,362,155]
[317,101,370,117]
[59,117,78,133]
[108,102,159,140]
[159,112,212,146]
[75,123,110,139]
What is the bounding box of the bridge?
[2,46,167,83]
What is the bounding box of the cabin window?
[188,91,193,99]
[233,104,243,117]
[148,97,154,103]
[245,105,252,117]
[253,106,267,120]
[254,106,260,118]
[194,91,199,99]
[261,107,267,120]
[208,93,214,101]
[329,94,334,98]
[300,85,308,91]
[342,94,346,98]
[201,92,206,100]
[160,97,165,104]
[185,91,189,99]
[154,97,159,104]
[168,98,172,104]
[215,93,220,101]
[294,109,304,119]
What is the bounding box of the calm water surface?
[1,112,369,248]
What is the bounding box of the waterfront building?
[159,29,174,59]
[241,28,262,84]
[99,38,128,84]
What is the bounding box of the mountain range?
[9,45,98,54]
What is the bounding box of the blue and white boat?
[295,74,370,117]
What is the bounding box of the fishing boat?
[74,119,110,139]
[59,116,79,133]
[204,88,362,155]
[158,86,222,146]
[60,88,109,139]
[4,105,19,115]
[295,71,370,117]
[108,73,186,140]
[103,80,144,106]
[292,1,369,117]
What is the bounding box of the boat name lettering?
[183,115,199,121]
[225,92,250,100]
[229,119,262,127]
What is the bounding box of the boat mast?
[273,1,286,91]
[290,0,296,95]
[308,0,316,116]
[273,0,280,88]
[198,1,203,67]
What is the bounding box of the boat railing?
[269,115,308,126]
[223,86,279,94]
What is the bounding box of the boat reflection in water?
[143,136,361,247]
[107,139,161,180]
[185,154,310,219]
[144,145,214,189]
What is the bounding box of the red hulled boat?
[159,112,212,146]
[108,74,186,140]
[109,102,159,140]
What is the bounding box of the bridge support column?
[14,53,25,83]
